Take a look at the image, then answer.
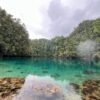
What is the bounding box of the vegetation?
[0,8,100,58]
[0,8,30,57]
[30,39,52,57]
[30,19,100,58]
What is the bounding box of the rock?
[83,70,95,75]
[46,84,60,95]
[0,78,24,99]
[51,73,60,78]
[33,83,61,95]
[0,78,100,100]
[81,80,100,100]
[70,83,80,93]
[93,53,100,62]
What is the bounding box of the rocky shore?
[81,80,100,100]
[0,78,24,100]
[0,78,99,100]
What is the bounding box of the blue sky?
[0,0,100,39]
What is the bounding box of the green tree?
[0,8,29,56]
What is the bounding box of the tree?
[0,8,30,56]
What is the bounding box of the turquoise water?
[0,57,100,84]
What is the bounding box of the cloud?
[45,0,100,38]
[0,0,100,39]
[0,0,51,39]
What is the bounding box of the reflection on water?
[0,58,100,84]
[13,75,81,100]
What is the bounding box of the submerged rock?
[51,73,60,78]
[6,70,13,73]
[42,70,48,73]
[0,78,24,99]
[20,72,24,74]
[70,83,80,93]
[16,68,21,70]
[81,80,100,100]
[83,70,95,75]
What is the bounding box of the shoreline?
[0,78,100,100]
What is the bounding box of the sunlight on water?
[13,75,81,100]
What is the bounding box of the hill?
[31,18,100,58]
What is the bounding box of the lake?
[0,57,100,84]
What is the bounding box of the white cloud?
[0,0,100,39]
[0,0,51,39]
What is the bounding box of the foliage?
[30,39,52,57]
[30,19,100,58]
[0,8,29,56]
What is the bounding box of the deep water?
[0,57,100,84]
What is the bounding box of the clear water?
[13,75,82,100]
[0,57,100,84]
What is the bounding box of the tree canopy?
[0,8,29,57]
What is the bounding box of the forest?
[0,8,100,58]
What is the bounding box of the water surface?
[0,57,100,84]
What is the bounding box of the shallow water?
[13,75,82,100]
[0,57,100,84]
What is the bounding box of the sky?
[0,0,100,39]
